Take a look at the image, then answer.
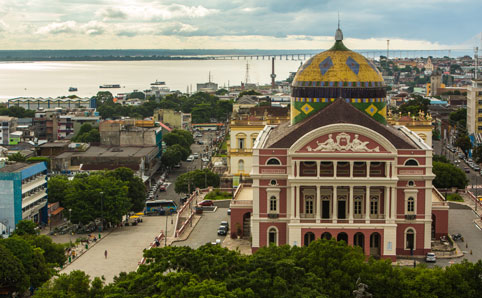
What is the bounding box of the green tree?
[96,91,113,104]
[23,235,67,268]
[0,236,52,288]
[0,243,28,293]
[8,152,27,162]
[238,89,261,97]
[215,88,229,95]
[127,91,146,100]
[433,154,450,164]
[175,169,220,193]
[107,168,146,212]
[473,145,482,163]
[433,161,468,189]
[47,175,70,204]
[161,146,183,169]
[171,144,190,161]
[33,270,104,298]
[455,134,472,156]
[12,220,37,236]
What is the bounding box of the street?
[173,207,230,249]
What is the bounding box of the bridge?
[199,49,472,61]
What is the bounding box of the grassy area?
[205,189,232,200]
[445,193,464,202]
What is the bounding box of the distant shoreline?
[0,56,210,62]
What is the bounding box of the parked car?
[159,184,167,191]
[211,239,222,245]
[193,153,199,159]
[220,221,229,231]
[425,252,436,262]
[197,140,204,145]
[202,157,210,163]
[452,233,462,241]
[217,226,227,236]
[227,208,231,215]
[474,165,480,171]
[187,155,195,162]
[464,167,470,173]
[198,200,214,206]
[174,163,181,168]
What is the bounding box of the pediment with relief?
[298,132,387,153]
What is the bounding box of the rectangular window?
[407,199,415,213]
[479,100,482,105]
[354,199,362,215]
[478,117,482,122]
[370,199,378,215]
[269,196,277,212]
[478,126,482,131]
[239,138,245,149]
[305,195,314,214]
[478,109,482,114]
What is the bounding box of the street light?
[100,192,104,232]
[68,208,72,244]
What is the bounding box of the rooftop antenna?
[335,12,343,41]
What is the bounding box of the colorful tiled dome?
[291,28,387,124]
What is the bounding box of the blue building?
[0,162,48,236]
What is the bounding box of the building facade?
[0,162,48,236]
[0,116,17,145]
[8,97,95,110]
[230,29,448,260]
[467,79,482,136]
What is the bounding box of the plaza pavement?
[60,214,176,283]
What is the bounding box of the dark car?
[452,233,462,241]
[464,167,470,173]
[198,200,214,207]
[217,226,227,236]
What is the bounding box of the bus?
[145,200,178,215]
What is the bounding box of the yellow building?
[467,79,482,135]
[387,111,434,147]
[153,109,191,130]
[228,106,289,185]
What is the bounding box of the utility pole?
[165,208,168,247]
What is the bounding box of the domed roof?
[293,41,383,84]
[290,28,387,125]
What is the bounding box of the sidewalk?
[458,192,482,229]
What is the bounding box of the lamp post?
[68,208,72,244]
[165,208,168,247]
[100,192,104,232]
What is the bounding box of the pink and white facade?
[230,100,449,260]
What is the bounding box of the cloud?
[96,7,127,20]
[36,20,107,36]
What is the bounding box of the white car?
[202,157,210,163]
[193,153,199,159]
[425,252,436,262]
[186,155,194,162]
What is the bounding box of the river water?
[0,59,303,101]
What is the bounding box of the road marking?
[474,222,482,231]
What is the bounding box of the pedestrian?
[104,249,108,259]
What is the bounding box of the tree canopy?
[175,169,220,193]
[0,106,35,118]
[433,161,468,189]
[32,240,482,298]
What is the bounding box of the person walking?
[104,250,108,259]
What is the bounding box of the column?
[333,161,337,177]
[385,162,389,178]
[290,186,295,220]
[367,161,371,177]
[365,186,371,222]
[296,161,300,177]
[350,161,354,178]
[391,186,396,222]
[333,186,338,222]
[349,185,354,223]
[384,186,389,220]
[295,186,300,220]
[316,160,321,178]
[316,186,321,221]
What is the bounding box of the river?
[0,59,303,101]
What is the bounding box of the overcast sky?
[0,0,481,50]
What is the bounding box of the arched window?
[238,160,244,172]
[267,158,281,165]
[408,181,415,187]
[407,197,415,212]
[270,196,277,212]
[236,133,246,149]
[404,159,419,166]
[268,227,278,246]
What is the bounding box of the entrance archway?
[369,232,381,258]
[406,228,415,253]
[354,232,365,253]
[242,212,251,237]
[321,232,332,240]
[337,232,348,243]
[304,232,315,246]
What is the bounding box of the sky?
[0,0,481,50]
